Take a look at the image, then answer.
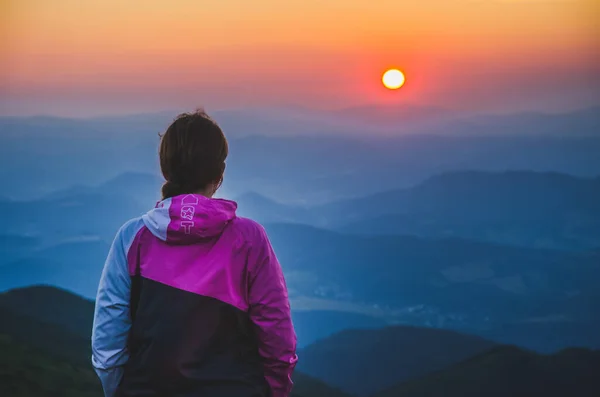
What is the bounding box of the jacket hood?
[142,194,237,244]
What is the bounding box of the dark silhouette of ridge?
[372,345,600,397]
[0,286,352,397]
[297,326,497,396]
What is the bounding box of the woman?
[91,110,298,397]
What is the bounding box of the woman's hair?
[159,109,228,199]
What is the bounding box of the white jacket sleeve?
[91,218,143,397]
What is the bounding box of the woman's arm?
[247,225,298,397]
[91,219,142,397]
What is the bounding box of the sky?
[1,0,599,116]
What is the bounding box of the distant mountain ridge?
[331,171,600,250]
[238,170,600,250]
[0,188,147,247]
[42,172,163,204]
[263,221,600,352]
[298,326,497,396]
[0,241,110,297]
[444,106,600,137]
[9,169,598,251]
[373,345,600,397]
[292,310,388,348]
[3,107,600,201]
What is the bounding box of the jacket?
[91,193,298,397]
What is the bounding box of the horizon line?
[1,103,598,121]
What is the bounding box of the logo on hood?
[180,194,199,234]
[143,194,238,243]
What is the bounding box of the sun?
[382,69,406,90]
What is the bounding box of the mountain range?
[373,346,600,397]
[2,106,600,202]
[0,286,352,397]
[2,171,600,352]
[2,105,600,395]
[238,171,600,251]
[4,169,598,250]
[2,217,599,352]
[1,286,599,397]
[297,326,496,396]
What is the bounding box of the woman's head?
[159,109,228,199]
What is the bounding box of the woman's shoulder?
[114,216,147,244]
[228,216,269,244]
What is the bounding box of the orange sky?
[1,0,599,116]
